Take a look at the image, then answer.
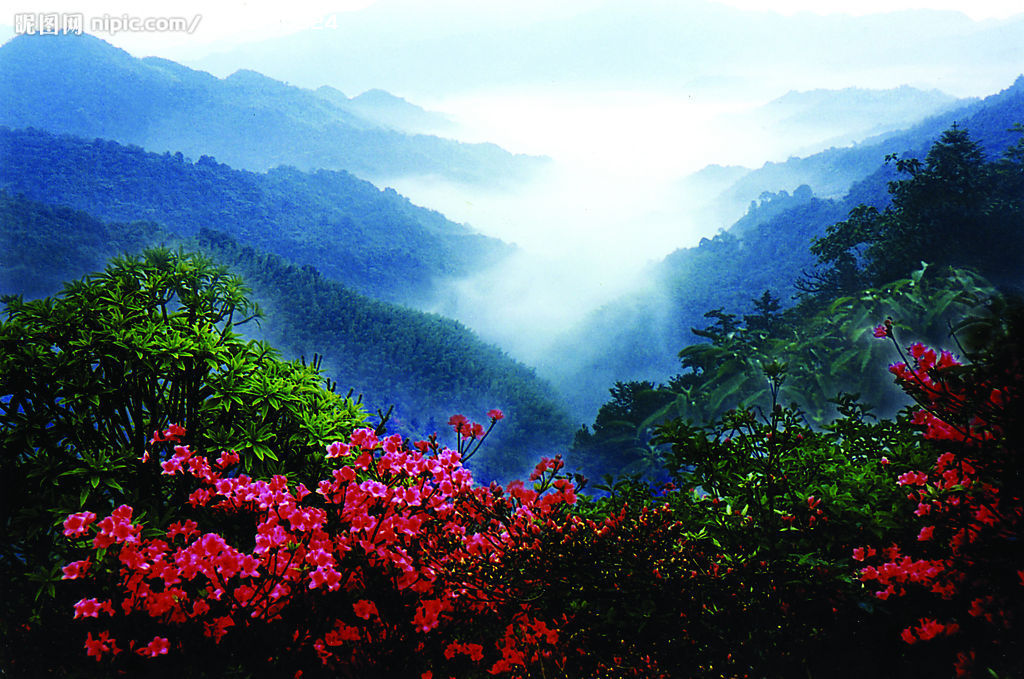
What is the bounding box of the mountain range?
[0,33,545,185]
[0,126,510,307]
[189,0,1024,100]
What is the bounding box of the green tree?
[803,124,1024,295]
[0,248,365,675]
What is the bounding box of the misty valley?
[2,7,1024,677]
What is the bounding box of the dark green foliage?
[806,124,1024,295]
[570,380,675,477]
[0,126,509,306]
[575,122,1022,479]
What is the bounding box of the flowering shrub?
[57,310,1024,678]
[855,322,1024,677]
[62,413,586,677]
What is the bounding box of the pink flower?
[326,441,350,459]
[487,408,505,421]
[917,526,935,541]
[73,597,105,619]
[215,450,240,468]
[136,636,170,657]
[897,470,929,486]
[61,559,91,580]
[63,511,97,537]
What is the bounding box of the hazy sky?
[5,1,1023,54]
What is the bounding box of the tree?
[0,248,365,675]
[802,124,1024,295]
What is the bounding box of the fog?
[369,88,762,365]
[368,80,965,369]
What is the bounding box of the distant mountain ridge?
[0,126,510,307]
[188,0,1024,100]
[675,79,1021,236]
[0,33,546,185]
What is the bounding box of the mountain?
[0,33,546,185]
[0,191,573,482]
[334,88,457,136]
[189,1,1024,101]
[545,75,1024,419]
[718,86,963,160]
[682,74,1024,237]
[0,126,510,307]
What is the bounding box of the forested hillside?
[0,192,573,482]
[0,127,508,306]
[0,33,545,184]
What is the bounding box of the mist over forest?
[3,3,1024,675]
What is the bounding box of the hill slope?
[546,75,1024,419]
[0,191,573,481]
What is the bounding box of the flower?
[61,559,91,580]
[136,636,170,657]
[63,511,97,537]
[84,631,120,661]
[353,599,379,620]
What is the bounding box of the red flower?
[352,599,379,620]
[84,631,120,661]
[136,636,170,657]
[61,559,91,580]
[63,511,97,537]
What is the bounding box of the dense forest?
[0,126,509,306]
[0,192,573,482]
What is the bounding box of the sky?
[5,1,1023,53]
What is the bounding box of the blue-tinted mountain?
[0,126,510,306]
[0,33,545,184]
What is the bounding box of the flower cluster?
[62,415,582,676]
[855,330,1024,676]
